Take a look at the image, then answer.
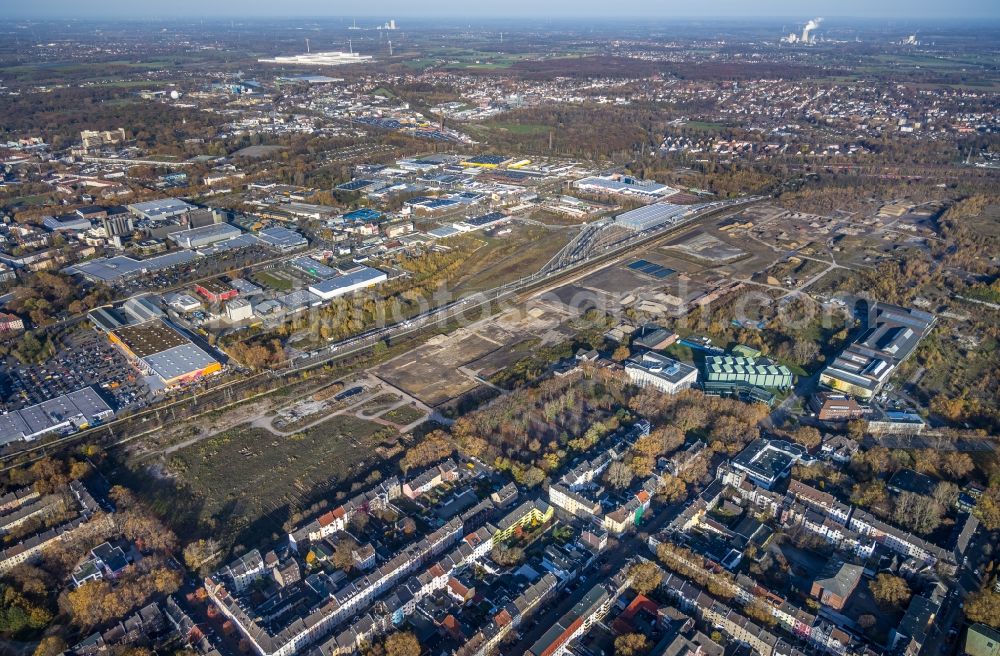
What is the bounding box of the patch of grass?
[451,223,572,295]
[253,270,294,291]
[164,415,387,546]
[359,393,402,414]
[663,342,696,364]
[486,122,550,135]
[682,121,727,131]
[383,403,427,426]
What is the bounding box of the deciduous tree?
[870,573,911,609]
[614,633,649,656]
[628,561,663,595]
[604,461,634,490]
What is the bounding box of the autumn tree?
[400,431,454,474]
[941,452,974,480]
[383,631,421,656]
[611,345,631,362]
[976,486,1000,531]
[628,561,663,595]
[869,573,911,609]
[658,475,687,503]
[614,633,650,656]
[490,544,525,567]
[604,461,634,490]
[892,491,942,536]
[32,637,67,656]
[850,480,891,517]
[744,598,778,627]
[108,486,177,552]
[847,419,868,440]
[0,583,52,634]
[183,539,222,573]
[965,586,1000,630]
[931,481,959,511]
[791,426,821,450]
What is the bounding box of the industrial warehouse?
[107,319,222,390]
[615,203,692,231]
[0,387,113,445]
[307,266,388,300]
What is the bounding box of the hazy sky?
[4,0,998,19]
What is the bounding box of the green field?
[152,415,391,548]
[683,121,727,132]
[451,223,573,295]
[485,122,551,135]
[253,269,295,291]
[383,403,427,426]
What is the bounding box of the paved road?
[923,529,993,656]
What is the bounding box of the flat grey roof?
[197,234,260,254]
[0,386,113,445]
[309,267,386,294]
[128,198,195,217]
[627,351,697,384]
[143,343,218,381]
[289,257,338,279]
[170,222,242,245]
[71,251,198,282]
[258,226,308,248]
[428,226,460,239]
[617,203,689,230]
[279,289,322,310]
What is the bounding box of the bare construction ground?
[662,230,749,262]
[377,303,573,406]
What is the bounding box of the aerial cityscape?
[0,3,998,656]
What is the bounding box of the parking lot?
[0,328,150,412]
[109,245,274,296]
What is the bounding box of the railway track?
[0,196,762,468]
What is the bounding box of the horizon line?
[5,14,1000,22]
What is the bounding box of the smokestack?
[801,18,822,44]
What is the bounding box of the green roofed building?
[703,355,793,390]
[731,344,762,359]
[966,624,1000,656]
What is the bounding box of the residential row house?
[402,459,461,500]
[783,479,957,569]
[603,479,656,535]
[656,568,853,656]
[525,564,636,656]
[650,534,859,655]
[453,573,560,656]
[312,490,540,656]
[0,480,106,574]
[489,499,553,544]
[206,516,464,656]
[288,477,401,551]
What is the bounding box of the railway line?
[0,196,762,468]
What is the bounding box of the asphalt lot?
[1,328,149,412]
